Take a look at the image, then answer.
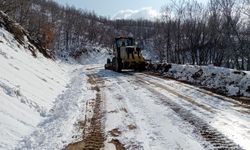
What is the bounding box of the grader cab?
[105,37,146,72]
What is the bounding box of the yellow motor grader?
[105,37,146,72]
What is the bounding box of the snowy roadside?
[0,14,112,149]
[147,63,250,98]
[0,21,96,149]
[0,25,73,149]
[17,65,95,150]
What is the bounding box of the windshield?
[115,38,135,47]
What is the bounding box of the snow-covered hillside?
[0,16,70,148]
[112,7,160,21]
[77,44,111,65]
[0,11,114,149]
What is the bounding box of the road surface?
[19,64,250,150]
[66,65,250,150]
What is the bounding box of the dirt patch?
[65,75,105,150]
[191,69,203,79]
[233,70,246,76]
[91,86,100,92]
[109,128,122,137]
[120,108,128,113]
[236,97,250,105]
[110,139,126,150]
[86,68,95,70]
[87,75,96,85]
[108,110,118,113]
[146,63,172,72]
[74,120,86,130]
[246,86,250,93]
[127,124,137,130]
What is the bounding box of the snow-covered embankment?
[0,12,69,148]
[147,63,250,98]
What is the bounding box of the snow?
[112,7,160,21]
[17,66,93,149]
[148,63,250,97]
[78,45,111,65]
[0,24,108,149]
[133,73,250,150]
[81,66,250,150]
[87,68,206,150]
[0,26,69,149]
[1,15,250,150]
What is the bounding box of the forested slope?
[0,0,250,70]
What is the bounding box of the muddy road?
[65,74,105,150]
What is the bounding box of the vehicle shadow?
[96,69,135,78]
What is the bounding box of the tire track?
[135,77,243,150]
[143,73,250,111]
[65,74,105,150]
[136,77,214,113]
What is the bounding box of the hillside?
[1,0,249,70]
[0,11,69,148]
[0,11,112,149]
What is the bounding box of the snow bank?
[0,23,69,148]
[147,63,250,98]
[17,66,92,150]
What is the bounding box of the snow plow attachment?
[105,37,146,72]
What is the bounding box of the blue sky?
[53,0,166,17]
[54,0,208,18]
